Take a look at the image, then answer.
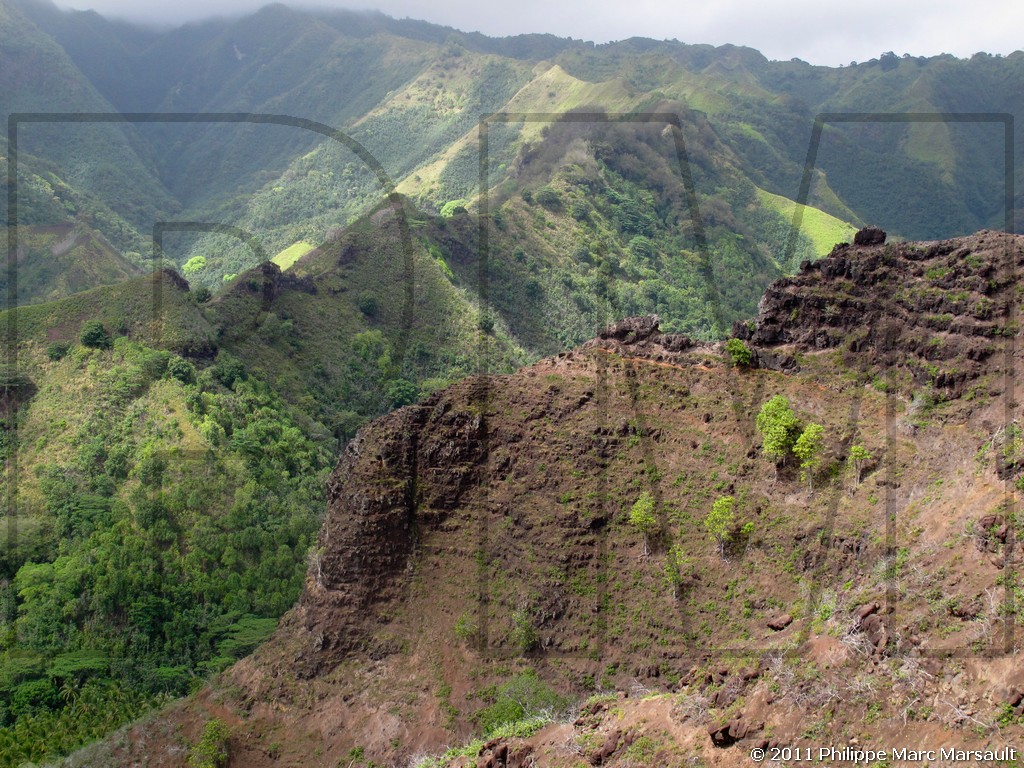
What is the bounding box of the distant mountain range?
[2,0,1022,326]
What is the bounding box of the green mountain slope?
[0,224,144,306]
[0,345,330,764]
[0,0,177,234]
[204,200,531,439]
[0,235,530,760]
[7,0,1024,316]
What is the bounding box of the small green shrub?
[534,186,562,210]
[183,256,207,274]
[473,671,567,735]
[756,395,800,475]
[167,355,196,385]
[46,342,71,361]
[705,496,735,556]
[510,609,539,653]
[629,491,658,555]
[570,200,589,221]
[386,378,418,408]
[725,338,752,367]
[625,735,657,762]
[793,423,826,490]
[848,444,872,484]
[997,702,1024,726]
[188,718,230,768]
[454,612,478,643]
[79,320,111,349]
[357,291,379,317]
[662,542,691,598]
[440,199,469,217]
[212,352,245,389]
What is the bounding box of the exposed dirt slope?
[117,231,1024,767]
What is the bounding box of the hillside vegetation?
[3,0,1024,763]
[0,225,531,762]
[0,272,332,763]
[95,231,1024,767]
[3,0,1024,314]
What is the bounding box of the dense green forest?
[0,335,331,765]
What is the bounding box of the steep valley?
[4,0,1024,764]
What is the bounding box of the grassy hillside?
[0,224,144,308]
[755,188,858,263]
[2,270,214,356]
[270,241,314,271]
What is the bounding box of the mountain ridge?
[91,229,1024,767]
[5,0,1024,298]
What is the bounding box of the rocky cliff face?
[290,384,488,676]
[736,230,1022,396]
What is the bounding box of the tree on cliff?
[756,395,801,479]
[793,423,825,491]
[630,491,658,556]
[705,495,735,557]
[848,444,872,485]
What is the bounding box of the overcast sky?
[53,0,1024,67]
